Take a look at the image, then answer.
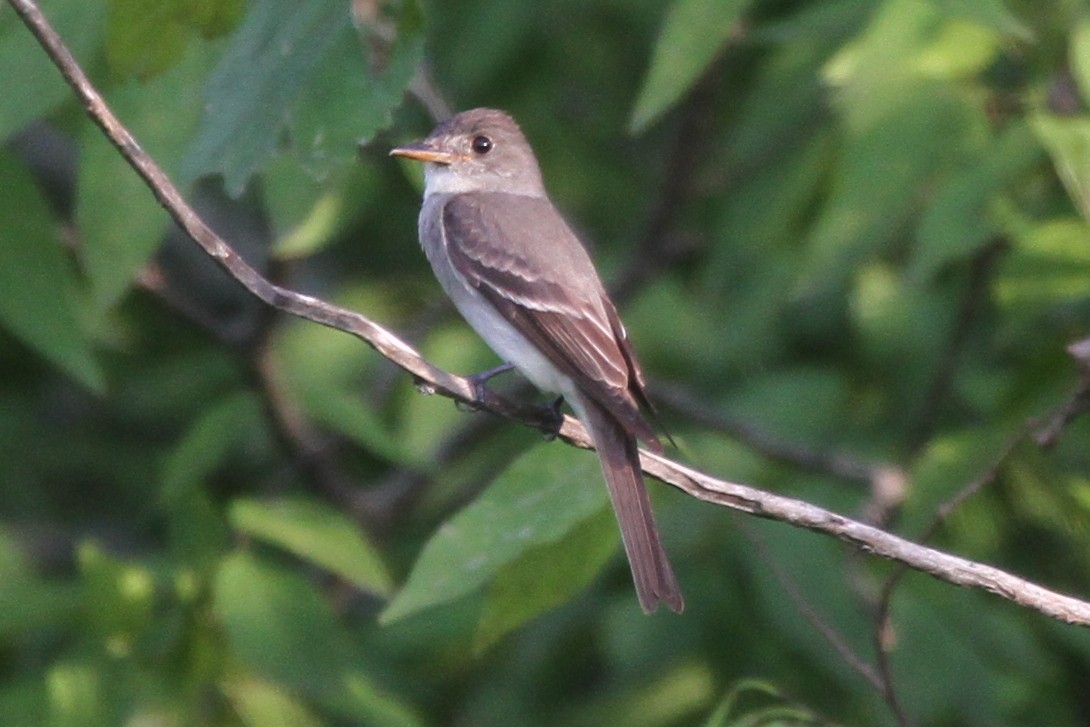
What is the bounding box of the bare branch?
[9,0,1090,630]
[1034,336,1090,448]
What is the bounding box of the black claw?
[541,396,565,441]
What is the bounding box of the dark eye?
[471,135,493,154]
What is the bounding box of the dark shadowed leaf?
[629,0,753,133]
[0,152,103,391]
[77,46,213,312]
[0,0,105,140]
[1032,113,1090,223]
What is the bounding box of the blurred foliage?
[3,0,1090,724]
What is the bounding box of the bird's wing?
[441,192,659,448]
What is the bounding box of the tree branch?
[9,0,1090,629]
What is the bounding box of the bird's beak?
[389,141,459,165]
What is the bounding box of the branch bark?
[8,0,1090,629]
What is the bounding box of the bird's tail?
[577,396,683,613]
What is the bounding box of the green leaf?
[798,87,980,295]
[0,531,80,640]
[180,0,346,194]
[996,218,1090,308]
[629,0,754,133]
[183,0,246,37]
[1071,17,1090,107]
[339,673,426,727]
[106,0,188,80]
[161,393,255,568]
[77,542,156,646]
[181,0,421,196]
[474,508,618,651]
[104,0,242,81]
[0,151,103,391]
[291,0,424,182]
[381,443,610,624]
[1031,113,1090,223]
[213,551,352,695]
[703,679,818,727]
[223,678,325,727]
[46,662,107,727]
[921,0,1032,41]
[278,315,425,467]
[162,392,260,497]
[230,496,393,597]
[105,0,245,81]
[911,121,1043,280]
[78,44,214,311]
[823,0,1000,129]
[0,0,106,140]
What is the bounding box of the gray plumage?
[392,108,683,613]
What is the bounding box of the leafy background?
[3,0,1090,724]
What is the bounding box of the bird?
[390,108,683,613]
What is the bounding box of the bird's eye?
[471,135,493,154]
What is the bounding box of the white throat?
[422,164,486,197]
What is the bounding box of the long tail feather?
[575,395,683,613]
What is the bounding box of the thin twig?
[654,381,897,487]
[903,240,1006,457]
[10,0,1090,630]
[1034,336,1090,448]
[871,426,1030,726]
[738,520,884,691]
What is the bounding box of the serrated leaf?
[0,151,103,391]
[629,0,754,133]
[0,0,106,139]
[474,508,618,651]
[181,0,421,196]
[180,0,347,194]
[230,496,393,596]
[381,444,610,624]
[291,0,424,182]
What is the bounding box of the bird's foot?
[541,396,565,441]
